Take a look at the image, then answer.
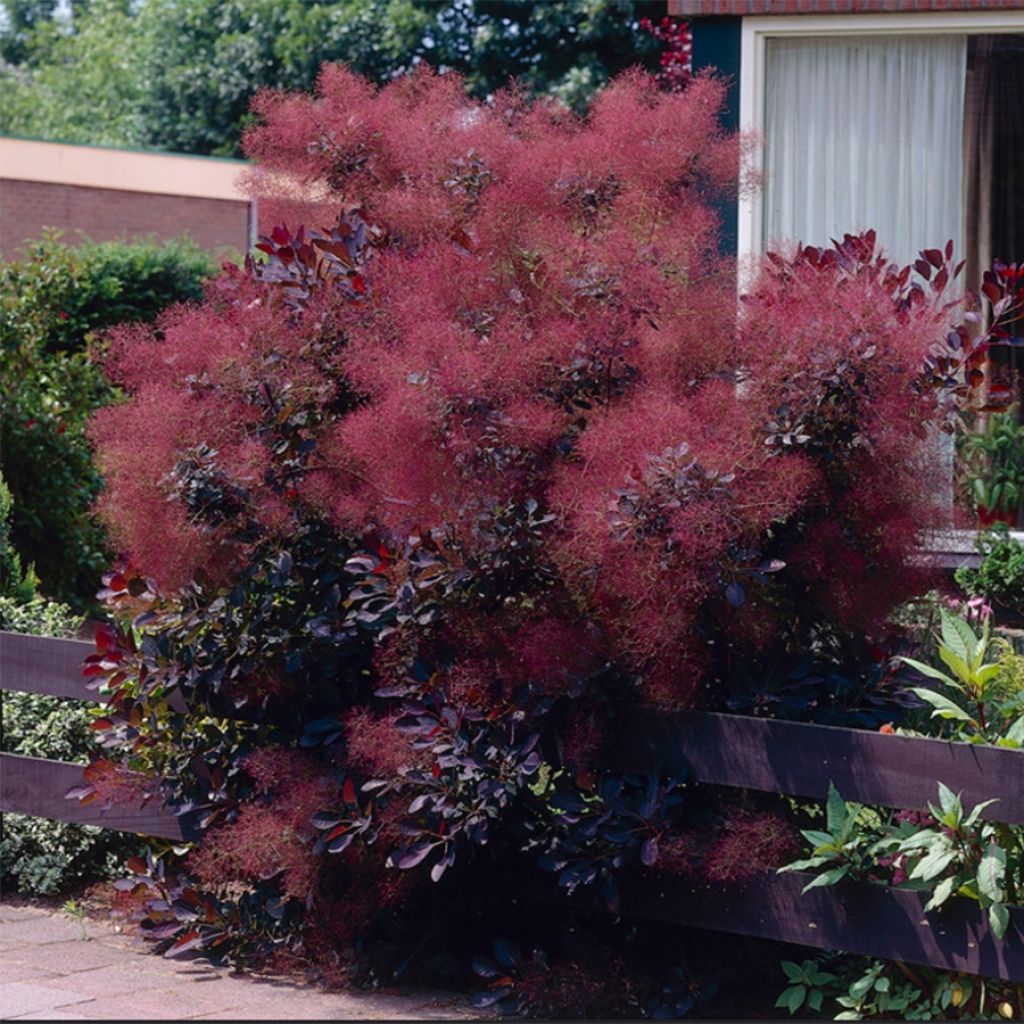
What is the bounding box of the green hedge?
[0,233,215,609]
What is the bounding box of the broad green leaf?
[780,961,803,983]
[849,974,875,999]
[826,782,848,835]
[964,798,1000,827]
[807,989,824,1012]
[940,610,978,667]
[800,830,836,849]
[911,848,956,882]
[937,645,972,685]
[936,782,961,820]
[1005,715,1024,746]
[778,857,831,874]
[801,865,849,893]
[977,844,1006,904]
[899,657,958,689]
[989,901,1009,940]
[898,829,941,852]
[924,875,956,911]
[910,688,974,724]
[974,663,1003,687]
[774,985,806,1014]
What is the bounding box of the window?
[739,12,1024,529]
[739,12,1024,277]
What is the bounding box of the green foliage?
[896,610,1024,746]
[956,526,1024,618]
[0,0,147,147]
[777,782,872,893]
[0,574,140,897]
[775,955,1020,1021]
[781,782,1022,943]
[775,959,837,1016]
[0,0,662,156]
[0,471,36,603]
[0,0,58,64]
[0,232,214,608]
[957,407,1024,519]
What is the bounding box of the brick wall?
[0,179,251,258]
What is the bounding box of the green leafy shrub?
[0,690,139,897]
[957,408,1024,523]
[776,955,1019,1020]
[956,526,1024,619]
[897,609,1024,746]
[0,475,140,897]
[780,781,1020,939]
[0,602,141,897]
[0,232,214,608]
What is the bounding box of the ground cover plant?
[76,63,1023,1011]
[775,955,1020,1020]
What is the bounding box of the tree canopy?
[0,0,665,157]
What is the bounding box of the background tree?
[0,0,665,156]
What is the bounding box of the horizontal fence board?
[1,630,189,713]
[624,872,1024,983]
[527,871,1024,982]
[1,632,95,701]
[614,708,1024,823]
[0,753,193,841]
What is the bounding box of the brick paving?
[0,901,475,1021]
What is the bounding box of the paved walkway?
[0,900,474,1020]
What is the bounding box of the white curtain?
[764,35,967,269]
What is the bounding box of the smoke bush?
[83,65,1004,982]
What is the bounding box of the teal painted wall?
[691,16,742,254]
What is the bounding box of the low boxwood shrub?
[76,65,1020,1004]
[0,232,215,609]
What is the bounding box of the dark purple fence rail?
[613,706,1024,823]
[530,870,1024,982]
[0,631,190,839]
[4,630,1024,980]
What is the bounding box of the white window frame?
[737,10,1024,274]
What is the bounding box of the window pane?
[764,35,967,269]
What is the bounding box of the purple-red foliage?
[91,66,969,707]
[189,750,332,900]
[82,64,1014,989]
[640,16,694,93]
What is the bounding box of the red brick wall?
[0,179,251,257]
[669,1,1022,14]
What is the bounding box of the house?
[0,136,255,258]
[678,0,1023,280]
[676,1,1024,541]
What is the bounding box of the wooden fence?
[3,629,1024,981]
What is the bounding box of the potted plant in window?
[955,524,1024,628]
[958,407,1024,527]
